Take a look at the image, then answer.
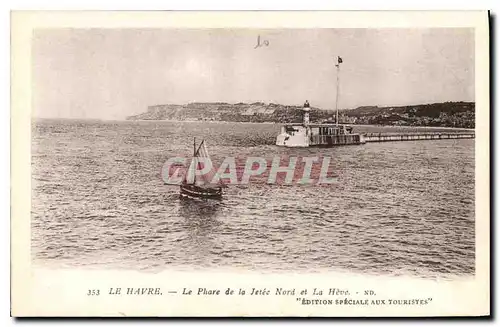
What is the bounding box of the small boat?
[180,138,224,199]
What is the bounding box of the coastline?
[126,119,475,130]
[33,117,475,131]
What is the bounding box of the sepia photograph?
[11,11,490,317]
[32,27,477,276]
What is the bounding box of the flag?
[338,56,343,64]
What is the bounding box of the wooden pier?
[363,132,475,143]
[305,132,475,146]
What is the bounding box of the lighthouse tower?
[303,100,310,125]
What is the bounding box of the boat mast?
[335,56,342,126]
[193,137,196,156]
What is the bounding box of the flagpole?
[335,61,340,126]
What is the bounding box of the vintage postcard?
[11,11,489,317]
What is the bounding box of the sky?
[32,28,475,119]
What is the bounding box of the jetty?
[275,107,475,147]
[275,55,475,147]
[363,132,474,143]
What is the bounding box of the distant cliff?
[127,102,334,123]
[127,101,475,128]
[342,101,475,128]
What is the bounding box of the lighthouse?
[303,100,310,125]
[275,56,365,147]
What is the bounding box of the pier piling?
[363,132,474,143]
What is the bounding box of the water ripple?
[31,119,475,278]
